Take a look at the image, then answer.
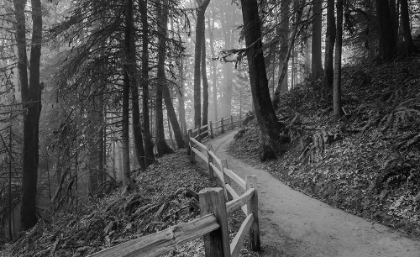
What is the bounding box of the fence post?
[221,118,224,134]
[246,175,261,252]
[199,188,231,257]
[207,145,214,178]
[209,121,214,139]
[188,130,196,163]
[197,125,201,142]
[187,129,192,155]
[221,159,230,200]
[230,115,234,130]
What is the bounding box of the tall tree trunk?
[208,9,218,121]
[333,0,344,120]
[400,0,414,55]
[14,0,43,231]
[376,0,397,63]
[122,62,132,187]
[155,0,174,156]
[278,0,290,95]
[126,0,146,170]
[220,2,234,118]
[240,0,287,162]
[193,0,210,127]
[98,95,105,182]
[312,0,323,80]
[324,0,336,94]
[272,0,304,109]
[163,83,185,148]
[139,0,155,167]
[177,59,187,135]
[201,23,209,127]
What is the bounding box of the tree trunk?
[240,0,287,161]
[278,0,290,95]
[98,95,105,182]
[220,3,234,118]
[201,23,209,127]
[400,0,414,55]
[162,82,185,148]
[177,59,187,135]
[324,0,336,94]
[139,0,155,167]
[155,0,174,156]
[122,62,132,187]
[375,0,397,63]
[14,0,43,231]
[208,9,218,121]
[272,0,304,109]
[126,0,146,170]
[193,0,210,127]
[333,0,344,121]
[312,0,323,80]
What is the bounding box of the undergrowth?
[230,55,420,238]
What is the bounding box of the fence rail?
[88,116,260,257]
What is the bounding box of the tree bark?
[208,9,218,121]
[324,0,336,94]
[400,0,414,55]
[201,22,209,128]
[14,0,43,231]
[126,0,146,170]
[122,61,132,187]
[155,0,174,156]
[240,0,286,161]
[375,0,397,63]
[176,57,187,135]
[139,0,155,167]
[311,0,323,80]
[333,0,344,121]
[272,0,304,109]
[162,82,185,148]
[193,0,210,128]
[278,0,290,95]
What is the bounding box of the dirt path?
[206,130,420,257]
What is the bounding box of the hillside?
[229,50,420,239]
[0,152,253,257]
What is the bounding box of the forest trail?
[206,130,420,257]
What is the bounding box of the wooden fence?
[188,115,242,142]
[88,116,260,257]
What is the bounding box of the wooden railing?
[188,115,242,142]
[186,121,261,257]
[88,116,259,257]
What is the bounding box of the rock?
[379,190,389,201]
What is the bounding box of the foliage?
[229,49,420,239]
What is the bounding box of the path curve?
[207,130,420,257]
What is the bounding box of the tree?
[139,0,155,167]
[125,0,146,170]
[333,0,344,120]
[155,0,174,156]
[312,0,323,80]
[400,0,415,55]
[208,8,218,121]
[201,24,209,127]
[193,0,210,128]
[240,0,286,161]
[375,0,397,63]
[272,0,305,109]
[162,79,185,148]
[324,0,336,94]
[13,0,43,231]
[278,0,291,95]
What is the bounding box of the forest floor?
[227,47,420,255]
[0,151,255,257]
[212,130,420,256]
